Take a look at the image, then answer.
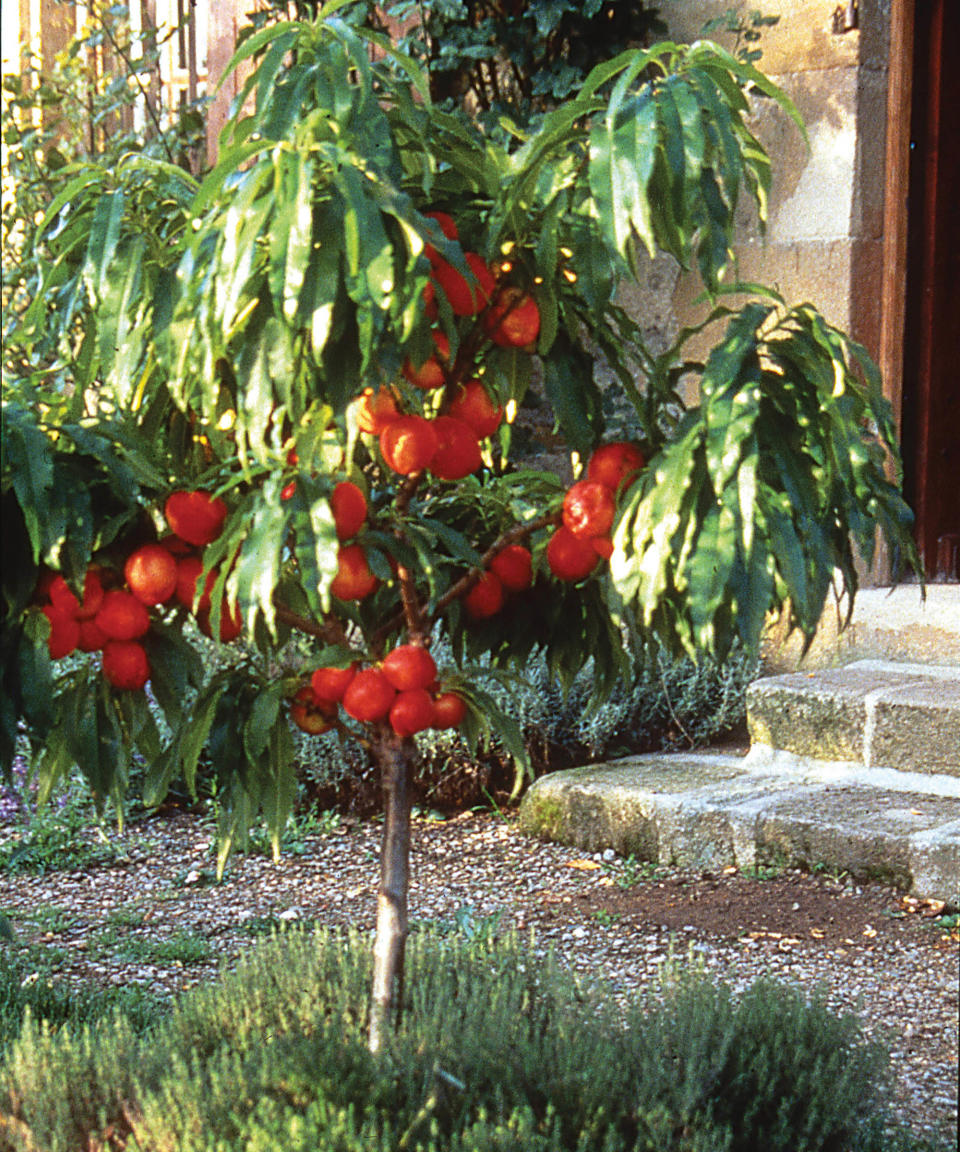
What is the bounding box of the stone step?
[746,660,960,775]
[518,752,960,904]
[761,584,960,671]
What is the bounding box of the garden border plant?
[0,926,939,1151]
[2,0,918,1063]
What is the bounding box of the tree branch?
[273,600,351,647]
[429,507,560,621]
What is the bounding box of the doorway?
[900,0,960,581]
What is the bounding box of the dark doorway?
[900,0,960,580]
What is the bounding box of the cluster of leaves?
[1,7,918,861]
[368,0,666,129]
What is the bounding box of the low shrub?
[0,929,920,1152]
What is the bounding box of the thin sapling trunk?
[369,728,415,1054]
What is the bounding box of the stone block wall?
[653,0,889,369]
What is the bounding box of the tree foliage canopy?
[1,7,917,861]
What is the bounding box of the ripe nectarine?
[432,691,466,729]
[96,590,150,640]
[382,644,437,692]
[164,490,228,547]
[310,663,358,704]
[546,526,600,582]
[102,640,150,690]
[447,380,503,439]
[490,545,533,591]
[42,606,80,659]
[380,415,438,476]
[464,570,504,619]
[331,481,367,541]
[587,441,645,493]
[356,386,402,435]
[49,568,105,620]
[343,668,397,722]
[402,330,450,390]
[125,544,178,606]
[562,480,616,540]
[484,288,540,348]
[330,545,379,601]
[289,687,335,735]
[389,688,436,737]
[429,416,482,481]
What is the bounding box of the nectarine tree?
[1,11,917,1051]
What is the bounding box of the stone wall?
[650,0,889,369]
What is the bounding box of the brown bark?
[368,728,415,1054]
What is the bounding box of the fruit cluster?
[289,643,466,738]
[546,441,646,583]
[35,488,234,691]
[353,211,541,487]
[455,440,646,613]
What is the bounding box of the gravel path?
[2,810,957,1146]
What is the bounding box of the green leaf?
[541,334,602,455]
[244,680,285,763]
[82,189,125,304]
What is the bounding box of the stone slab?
[747,661,960,773]
[868,679,960,775]
[762,585,960,672]
[519,752,960,904]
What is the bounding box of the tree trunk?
[368,729,414,1054]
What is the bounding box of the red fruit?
[77,616,110,652]
[429,416,483,481]
[289,687,336,735]
[330,544,379,601]
[381,644,437,692]
[281,481,297,502]
[587,441,645,493]
[562,480,616,540]
[356,386,402,435]
[380,415,439,476]
[95,589,150,640]
[176,556,217,613]
[310,663,358,705]
[42,606,80,659]
[102,640,150,690]
[423,210,458,262]
[198,603,243,642]
[447,379,503,439]
[464,570,504,619]
[490,545,533,592]
[389,688,436,737]
[484,288,540,348]
[591,537,615,560]
[49,568,104,620]
[331,481,367,541]
[164,490,228,547]
[431,253,496,316]
[125,544,178,606]
[402,330,450,390]
[432,691,467,730]
[342,668,397,723]
[546,526,601,582]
